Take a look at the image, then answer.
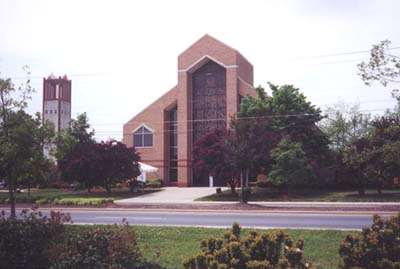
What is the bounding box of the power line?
[289,58,367,67]
[87,102,396,127]
[88,107,395,135]
[383,53,400,59]
[4,46,400,80]
[291,46,400,60]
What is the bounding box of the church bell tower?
[42,74,72,158]
[42,74,71,132]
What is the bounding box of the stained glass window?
[192,60,227,145]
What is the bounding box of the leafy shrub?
[34,197,113,206]
[0,208,163,269]
[146,179,163,188]
[0,207,71,269]
[0,196,8,204]
[38,180,70,189]
[36,197,53,205]
[256,180,269,188]
[51,220,162,269]
[183,222,314,269]
[339,213,400,269]
[52,197,114,206]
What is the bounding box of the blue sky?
[1,0,399,140]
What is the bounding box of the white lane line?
[69,210,398,217]
[95,216,165,220]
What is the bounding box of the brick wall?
[123,34,256,187]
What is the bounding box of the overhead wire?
[4,45,398,138]
[87,100,396,128]
[4,45,400,80]
[290,46,400,60]
[87,107,397,136]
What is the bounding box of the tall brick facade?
[123,35,255,186]
[43,74,72,159]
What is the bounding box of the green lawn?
[0,188,160,205]
[132,226,350,269]
[196,188,400,202]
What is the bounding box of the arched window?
[133,125,153,147]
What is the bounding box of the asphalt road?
[3,209,393,230]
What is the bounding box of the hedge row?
[0,208,162,269]
[0,196,114,205]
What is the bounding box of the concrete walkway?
[114,187,400,213]
[115,187,225,205]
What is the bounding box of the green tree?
[269,136,312,195]
[268,83,329,159]
[321,102,371,150]
[238,85,270,117]
[226,121,254,202]
[56,113,97,191]
[55,112,95,161]
[358,40,400,100]
[227,116,278,199]
[339,115,400,196]
[235,84,328,189]
[18,113,55,195]
[341,138,373,195]
[239,83,329,160]
[369,115,400,193]
[0,74,53,218]
[227,97,277,199]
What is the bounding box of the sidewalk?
[114,187,224,205]
[112,187,400,213]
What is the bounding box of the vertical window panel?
[168,107,178,182]
[133,126,153,147]
[144,134,153,147]
[133,134,142,147]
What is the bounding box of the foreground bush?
[0,208,71,269]
[51,220,162,269]
[339,213,400,269]
[0,208,162,269]
[183,222,313,269]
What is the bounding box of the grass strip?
[196,188,400,202]
[65,225,353,269]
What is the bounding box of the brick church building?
[123,35,256,186]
